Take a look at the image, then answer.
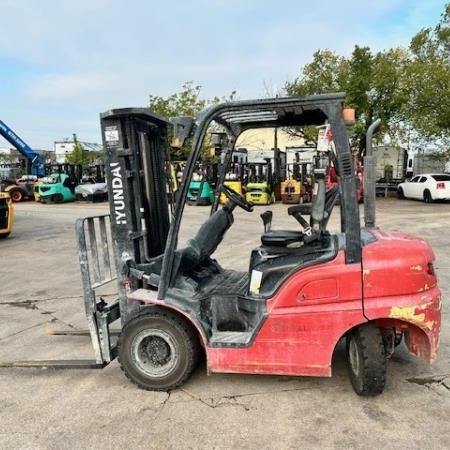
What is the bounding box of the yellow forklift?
[245,160,275,205]
[281,160,312,204]
[0,191,14,238]
[219,162,245,205]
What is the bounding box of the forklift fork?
[0,215,120,370]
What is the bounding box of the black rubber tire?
[118,310,199,391]
[397,188,405,200]
[53,194,64,203]
[423,190,433,204]
[346,323,386,396]
[10,188,24,202]
[0,232,10,238]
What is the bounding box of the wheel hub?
[132,329,178,377]
[145,336,171,366]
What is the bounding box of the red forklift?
[1,96,441,396]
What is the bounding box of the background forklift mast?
[244,159,275,205]
[37,164,83,203]
[187,162,217,206]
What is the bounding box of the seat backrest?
[183,209,234,266]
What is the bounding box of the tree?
[284,50,349,146]
[285,46,409,154]
[405,3,450,143]
[65,134,103,166]
[149,81,236,160]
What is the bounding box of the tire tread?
[118,309,200,391]
[348,323,386,396]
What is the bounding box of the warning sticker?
[249,270,263,294]
[104,126,119,143]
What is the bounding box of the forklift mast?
[100,108,172,321]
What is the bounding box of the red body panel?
[129,230,441,378]
[362,229,441,361]
[208,251,365,377]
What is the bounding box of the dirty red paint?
[131,230,441,378]
[207,251,365,376]
[362,229,441,362]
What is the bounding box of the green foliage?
[288,50,349,96]
[285,3,450,154]
[285,50,350,146]
[406,4,450,140]
[285,46,409,153]
[149,81,236,160]
[65,134,104,166]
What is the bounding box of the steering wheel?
[221,184,254,212]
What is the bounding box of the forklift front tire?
[118,310,199,391]
[346,323,386,396]
[53,194,64,203]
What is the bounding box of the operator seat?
[178,206,234,271]
[261,229,304,247]
[259,185,340,248]
[259,210,304,247]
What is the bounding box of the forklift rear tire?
[346,323,386,396]
[10,189,24,202]
[118,310,199,391]
[53,194,64,203]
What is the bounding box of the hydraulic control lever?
[260,210,273,232]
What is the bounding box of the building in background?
[54,139,103,164]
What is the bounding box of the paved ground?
[1,198,449,449]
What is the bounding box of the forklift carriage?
[1,95,441,396]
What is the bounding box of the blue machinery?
[0,119,45,176]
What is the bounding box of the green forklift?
[38,164,81,203]
[187,163,216,206]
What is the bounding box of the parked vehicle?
[0,191,14,238]
[397,173,450,203]
[0,119,45,176]
[2,175,38,202]
[245,160,275,205]
[187,165,216,206]
[245,181,275,205]
[406,154,449,179]
[187,178,215,205]
[38,173,77,203]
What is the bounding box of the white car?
[398,173,450,203]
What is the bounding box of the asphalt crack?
[0,299,80,340]
[0,321,51,342]
[180,389,251,411]
[407,374,450,391]
[178,383,348,411]
[151,391,172,420]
